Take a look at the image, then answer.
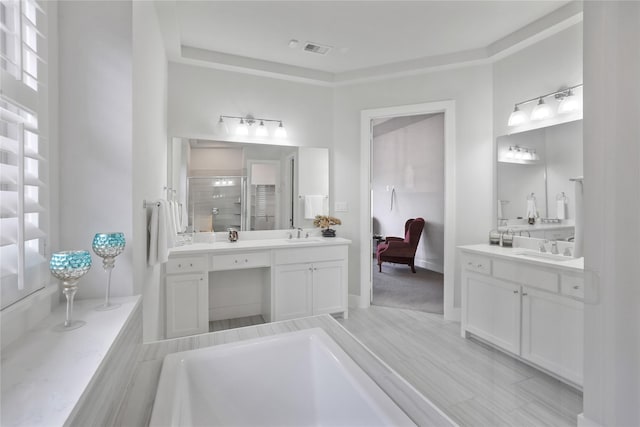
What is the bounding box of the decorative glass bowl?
[49,250,92,331]
[92,232,126,311]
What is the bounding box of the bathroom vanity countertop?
[498,223,574,232]
[169,236,352,255]
[459,243,584,272]
[114,315,455,427]
[1,296,141,427]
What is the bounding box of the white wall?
[372,114,445,272]
[168,63,333,149]
[582,2,640,426]
[58,1,133,299]
[334,65,494,306]
[493,24,583,139]
[132,1,168,341]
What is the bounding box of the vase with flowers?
[313,215,342,237]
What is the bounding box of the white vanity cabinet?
[273,246,348,321]
[165,255,209,339]
[460,246,584,386]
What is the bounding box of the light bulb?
[506,147,515,159]
[507,105,527,127]
[514,148,523,160]
[531,98,552,121]
[236,118,249,136]
[274,121,287,138]
[255,121,269,137]
[558,91,581,114]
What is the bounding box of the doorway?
[371,113,445,314]
[360,100,457,321]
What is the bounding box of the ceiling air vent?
[303,42,332,55]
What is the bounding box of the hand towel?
[526,199,537,218]
[148,200,175,266]
[304,195,325,219]
[556,199,566,220]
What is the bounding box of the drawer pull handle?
[245,259,248,263]
[309,267,313,271]
[467,262,473,266]
[234,260,238,263]
[513,290,519,294]
[573,285,580,290]
[522,292,528,296]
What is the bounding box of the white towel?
[556,199,566,220]
[526,199,537,219]
[497,200,504,219]
[304,195,325,219]
[170,200,182,234]
[148,200,175,266]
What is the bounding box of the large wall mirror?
[496,120,582,228]
[168,138,329,232]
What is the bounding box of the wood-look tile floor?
[338,306,582,427]
[209,314,265,332]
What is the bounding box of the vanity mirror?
[168,138,329,232]
[496,120,582,233]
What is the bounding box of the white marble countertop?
[458,243,584,272]
[1,296,141,427]
[170,236,352,256]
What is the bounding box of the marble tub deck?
[114,314,454,426]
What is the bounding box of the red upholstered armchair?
[376,218,425,273]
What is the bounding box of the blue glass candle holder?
[50,251,92,331]
[92,232,125,311]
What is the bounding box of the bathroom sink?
[284,237,323,244]
[514,250,574,262]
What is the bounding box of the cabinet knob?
[190,263,193,267]
[513,290,519,294]
[467,262,473,266]
[313,268,318,271]
[573,285,580,289]
[522,292,528,296]
[178,263,182,268]
[245,259,248,263]
[234,260,238,263]
[309,267,313,271]
[200,277,203,281]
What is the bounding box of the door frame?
[359,100,458,321]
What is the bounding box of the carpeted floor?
[372,259,444,314]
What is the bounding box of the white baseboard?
[577,414,602,427]
[415,259,444,274]
[445,306,461,322]
[209,303,262,321]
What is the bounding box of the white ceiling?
[158,1,579,84]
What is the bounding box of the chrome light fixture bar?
[508,83,583,127]
[218,115,287,138]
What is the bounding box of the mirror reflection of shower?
[189,176,246,232]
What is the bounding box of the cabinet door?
[312,261,345,315]
[166,273,208,339]
[521,287,584,385]
[274,264,312,321]
[463,272,521,354]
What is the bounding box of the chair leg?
[378,262,382,272]
[410,263,416,274]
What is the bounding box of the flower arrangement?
[313,215,342,229]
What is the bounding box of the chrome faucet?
[297,227,303,238]
[539,240,548,253]
[550,241,559,255]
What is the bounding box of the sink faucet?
[550,241,559,255]
[539,240,548,253]
[297,227,303,238]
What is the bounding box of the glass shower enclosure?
[188,176,246,232]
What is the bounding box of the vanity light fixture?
[531,98,552,121]
[218,115,287,138]
[507,83,583,127]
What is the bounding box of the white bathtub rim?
[151,328,416,426]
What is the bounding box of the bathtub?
[150,328,417,426]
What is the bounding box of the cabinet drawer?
[493,260,559,293]
[211,251,270,271]
[274,245,347,265]
[461,254,491,275]
[560,273,585,299]
[166,256,207,274]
